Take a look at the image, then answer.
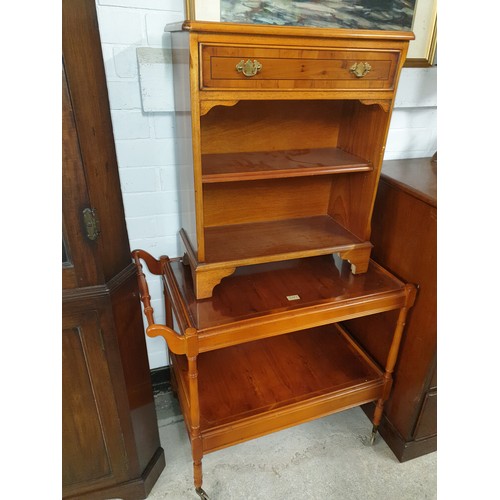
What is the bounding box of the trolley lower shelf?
[171,323,384,454]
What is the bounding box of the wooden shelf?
[165,253,409,352]
[202,147,372,183]
[204,215,370,265]
[172,324,384,453]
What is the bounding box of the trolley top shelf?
[162,254,412,352]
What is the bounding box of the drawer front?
[201,44,400,91]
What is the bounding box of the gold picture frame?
[405,0,437,66]
[185,0,436,66]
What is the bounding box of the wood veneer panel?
[200,100,342,155]
[203,177,331,226]
[171,30,200,256]
[202,147,371,183]
[203,215,363,263]
[331,100,392,239]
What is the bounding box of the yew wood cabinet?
[133,250,415,498]
[168,21,414,299]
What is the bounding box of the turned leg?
[192,431,204,497]
[187,353,209,498]
[370,289,414,444]
[194,455,207,499]
[370,398,385,445]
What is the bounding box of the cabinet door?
[62,63,101,290]
[62,307,128,494]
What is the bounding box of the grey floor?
[147,390,437,500]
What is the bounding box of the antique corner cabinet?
[169,20,414,299]
[62,1,164,498]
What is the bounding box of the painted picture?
[220,0,417,31]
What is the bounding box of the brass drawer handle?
[350,62,372,78]
[236,59,262,77]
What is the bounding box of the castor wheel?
[195,487,210,499]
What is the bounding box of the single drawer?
[200,44,400,91]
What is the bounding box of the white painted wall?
[95,0,437,369]
[386,67,437,159]
[95,0,185,369]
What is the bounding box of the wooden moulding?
[174,21,415,42]
[200,100,239,116]
[359,99,391,112]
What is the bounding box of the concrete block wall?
[95,0,437,369]
[95,0,185,369]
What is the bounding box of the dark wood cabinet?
[62,1,165,497]
[342,157,437,461]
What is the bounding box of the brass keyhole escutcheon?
[236,59,263,77]
[350,62,372,78]
[82,207,101,241]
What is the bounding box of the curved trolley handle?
[131,249,188,355]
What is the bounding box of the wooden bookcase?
[168,21,413,298]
